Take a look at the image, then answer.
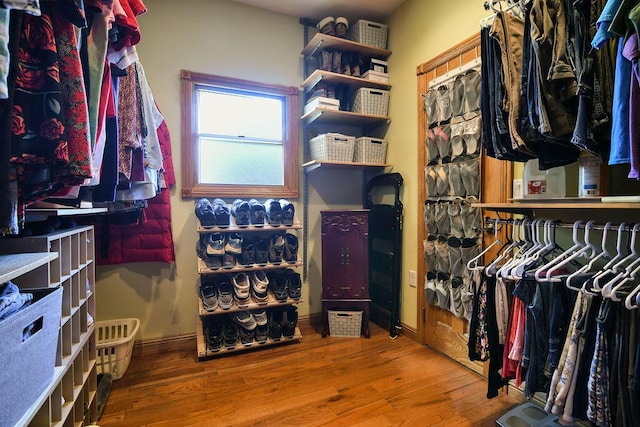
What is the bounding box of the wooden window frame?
[181,70,299,199]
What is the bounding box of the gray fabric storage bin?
[0,286,62,427]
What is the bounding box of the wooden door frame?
[416,34,512,374]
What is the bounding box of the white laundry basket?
[95,318,140,380]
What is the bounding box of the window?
[181,70,299,198]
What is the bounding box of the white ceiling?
[231,0,406,23]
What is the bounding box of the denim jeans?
[0,281,33,321]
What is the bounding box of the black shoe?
[231,199,251,227]
[204,318,223,351]
[222,321,239,348]
[222,253,237,269]
[239,236,255,266]
[196,238,222,269]
[238,326,255,345]
[254,238,269,266]
[268,271,288,302]
[269,308,284,340]
[248,199,266,226]
[283,233,298,264]
[195,198,216,227]
[282,306,298,337]
[264,199,282,226]
[279,199,295,226]
[268,233,285,264]
[255,323,269,343]
[212,198,230,227]
[285,269,302,300]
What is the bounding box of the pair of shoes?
[232,272,251,306]
[195,198,216,226]
[249,199,266,225]
[316,16,348,37]
[222,322,239,348]
[267,270,289,302]
[218,281,234,309]
[231,199,251,227]
[268,234,285,264]
[212,198,231,227]
[283,233,298,263]
[282,306,298,337]
[254,237,270,266]
[199,277,219,311]
[250,270,269,303]
[225,232,243,255]
[268,308,284,340]
[279,199,295,226]
[205,233,225,256]
[196,237,222,269]
[264,199,282,226]
[285,269,302,300]
[204,317,223,351]
[239,236,256,266]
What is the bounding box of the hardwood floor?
[98,320,519,426]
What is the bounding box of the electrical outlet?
[409,270,417,287]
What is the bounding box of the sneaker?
[253,309,268,326]
[248,199,266,225]
[264,199,282,226]
[222,321,239,348]
[225,232,243,255]
[206,233,225,256]
[279,199,295,226]
[232,272,251,305]
[199,278,219,311]
[255,323,269,343]
[254,238,269,266]
[231,199,251,227]
[204,318,223,351]
[269,308,284,340]
[268,234,285,264]
[196,238,222,269]
[238,326,254,345]
[282,306,298,337]
[212,198,230,227]
[316,16,335,36]
[335,17,348,38]
[218,281,234,309]
[283,233,299,264]
[239,237,255,266]
[230,310,257,330]
[222,253,237,269]
[269,271,288,302]
[285,269,302,300]
[250,270,270,303]
[195,198,216,227]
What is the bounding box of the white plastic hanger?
[541,220,597,283]
[485,218,520,277]
[567,222,612,294]
[533,220,585,282]
[600,223,640,298]
[466,218,502,271]
[496,219,535,279]
[624,279,640,309]
[591,223,629,292]
[511,219,552,280]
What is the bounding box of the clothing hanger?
[624,278,640,309]
[496,218,533,279]
[542,220,597,283]
[533,220,585,282]
[485,218,520,277]
[569,222,612,294]
[466,218,502,270]
[591,222,629,292]
[607,257,640,302]
[510,219,550,279]
[600,223,640,298]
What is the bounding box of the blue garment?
[0,281,33,321]
[609,40,632,165]
[592,0,625,49]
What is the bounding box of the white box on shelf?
[304,96,340,115]
[368,58,388,73]
[362,70,389,83]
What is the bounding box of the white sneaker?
[230,311,257,330]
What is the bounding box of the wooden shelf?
[199,294,303,316]
[196,218,302,233]
[474,201,640,214]
[301,107,390,126]
[196,319,302,360]
[301,32,391,58]
[302,160,391,172]
[198,259,302,274]
[301,69,391,92]
[0,252,58,284]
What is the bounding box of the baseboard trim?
[398,322,418,342]
[134,333,196,348]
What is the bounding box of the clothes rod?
[484,217,634,233]
[428,57,481,89]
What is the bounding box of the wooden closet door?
[416,34,512,375]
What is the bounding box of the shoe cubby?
[1,225,97,426]
[194,199,303,360]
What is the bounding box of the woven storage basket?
[347,19,389,49]
[309,133,355,162]
[96,318,139,380]
[354,137,388,164]
[328,310,363,337]
[352,88,390,117]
